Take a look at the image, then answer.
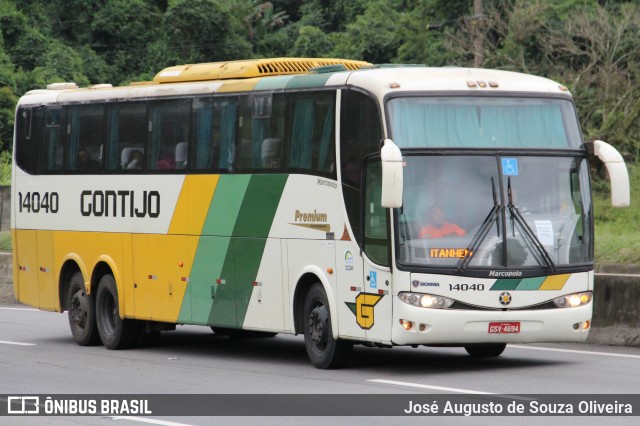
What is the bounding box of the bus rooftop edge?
[152,57,373,84]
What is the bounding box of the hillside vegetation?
[0,0,638,263]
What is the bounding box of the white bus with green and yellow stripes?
[12,58,630,368]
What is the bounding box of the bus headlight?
[399,292,454,309]
[553,291,592,308]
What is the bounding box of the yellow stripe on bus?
[217,78,260,93]
[168,175,219,235]
[538,274,571,290]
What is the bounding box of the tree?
[331,0,403,63]
[150,0,252,66]
[0,86,17,152]
[91,0,162,81]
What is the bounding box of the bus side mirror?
[592,140,630,207]
[380,139,403,208]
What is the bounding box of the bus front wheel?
[95,274,138,349]
[67,272,100,346]
[303,283,352,369]
[464,343,507,358]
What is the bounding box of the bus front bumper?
[391,296,592,346]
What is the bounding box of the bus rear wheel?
[95,274,138,349]
[464,343,507,358]
[67,272,100,346]
[303,283,352,369]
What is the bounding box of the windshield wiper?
[457,177,501,272]
[507,178,557,272]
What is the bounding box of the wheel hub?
[70,289,88,327]
[308,305,329,346]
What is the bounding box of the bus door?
[361,159,392,343]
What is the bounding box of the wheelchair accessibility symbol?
[502,158,519,176]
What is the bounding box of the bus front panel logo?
[345,293,383,329]
[499,291,512,306]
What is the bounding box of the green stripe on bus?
[183,174,288,327]
[490,279,521,290]
[232,174,288,237]
[201,175,251,236]
[179,175,251,324]
[285,73,333,89]
[516,277,546,290]
[232,174,288,324]
[254,75,295,91]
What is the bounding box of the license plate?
[488,322,520,334]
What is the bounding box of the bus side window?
[147,99,190,171]
[106,103,147,172]
[66,105,104,172]
[286,91,336,176]
[40,108,63,172]
[15,106,42,174]
[363,159,389,266]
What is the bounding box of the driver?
[418,205,466,238]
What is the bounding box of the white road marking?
[0,340,36,346]
[0,307,39,311]
[510,345,640,359]
[368,379,493,394]
[368,379,533,401]
[109,417,195,426]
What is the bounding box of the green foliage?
[91,0,162,81]
[292,26,333,57]
[0,151,11,185]
[0,0,639,262]
[0,231,10,253]
[593,164,640,264]
[155,0,252,65]
[0,87,16,152]
[331,0,402,63]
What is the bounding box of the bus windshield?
[387,96,582,149]
[397,155,593,270]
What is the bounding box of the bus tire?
[95,274,137,349]
[464,343,507,358]
[303,283,352,369]
[67,272,101,346]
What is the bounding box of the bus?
[12,58,630,369]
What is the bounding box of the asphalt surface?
[1,304,639,425]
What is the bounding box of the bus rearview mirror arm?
[380,139,403,208]
[588,140,630,207]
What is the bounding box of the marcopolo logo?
[489,270,523,278]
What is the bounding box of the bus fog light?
[419,324,426,332]
[573,321,590,331]
[400,319,413,330]
[553,292,592,308]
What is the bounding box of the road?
[0,304,639,425]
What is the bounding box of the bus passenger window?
[67,105,104,173]
[147,100,190,171]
